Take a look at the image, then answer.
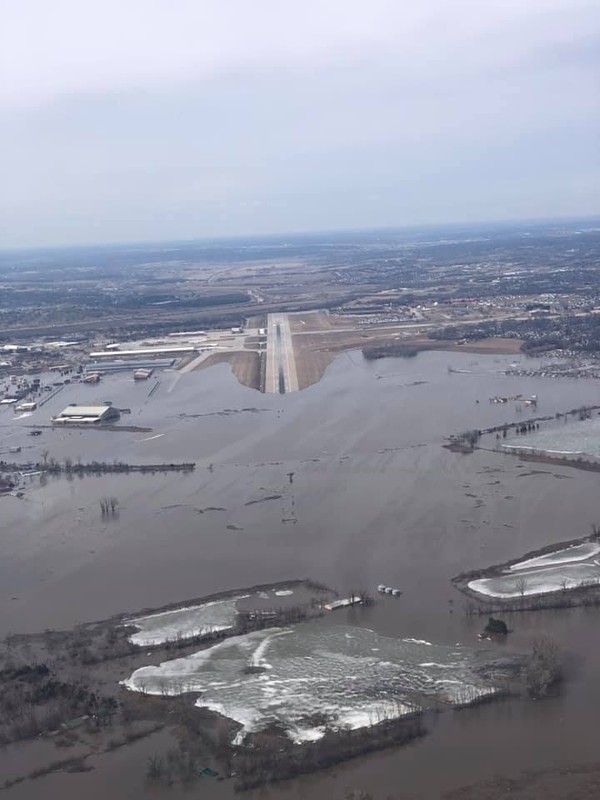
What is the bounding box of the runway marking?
[265,313,299,393]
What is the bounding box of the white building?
[15,401,37,412]
[53,405,120,424]
[89,346,195,358]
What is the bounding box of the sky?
[1,0,599,247]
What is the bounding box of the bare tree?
[515,577,528,598]
[147,754,163,780]
[525,638,561,697]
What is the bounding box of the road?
[265,313,299,393]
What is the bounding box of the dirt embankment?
[293,335,337,391]
[193,350,262,390]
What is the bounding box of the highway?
[265,313,299,393]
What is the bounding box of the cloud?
[0,0,598,245]
[2,0,596,106]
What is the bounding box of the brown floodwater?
[2,351,600,798]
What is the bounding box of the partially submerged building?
[15,401,37,412]
[85,358,175,373]
[89,347,194,358]
[133,368,153,380]
[52,404,120,425]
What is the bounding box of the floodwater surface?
[2,351,600,798]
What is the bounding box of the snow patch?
[469,564,600,598]
[508,542,600,571]
[125,596,249,646]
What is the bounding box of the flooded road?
[2,350,600,797]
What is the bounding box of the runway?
[265,313,299,393]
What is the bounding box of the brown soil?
[363,336,523,357]
[435,337,524,354]
[245,313,267,329]
[293,336,337,391]
[288,310,356,333]
[193,351,262,390]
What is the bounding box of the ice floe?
[508,542,600,571]
[469,563,600,598]
[125,596,248,646]
[468,539,600,599]
[123,623,497,742]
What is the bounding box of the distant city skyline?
[1,0,598,248]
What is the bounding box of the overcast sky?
[1,0,598,247]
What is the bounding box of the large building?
[89,346,195,358]
[52,405,120,425]
[85,358,174,373]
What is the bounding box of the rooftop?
[57,405,113,416]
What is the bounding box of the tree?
[525,638,561,697]
[484,617,508,635]
[147,754,163,780]
[515,577,528,598]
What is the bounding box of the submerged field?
[123,621,499,744]
[461,538,600,600]
[503,415,600,458]
[125,596,247,646]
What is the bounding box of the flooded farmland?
[123,621,500,743]
[3,350,600,798]
[504,413,600,458]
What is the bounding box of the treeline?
[0,458,195,475]
[0,476,15,493]
[0,661,118,745]
[362,343,425,360]
[464,583,600,616]
[233,714,427,790]
[111,291,250,311]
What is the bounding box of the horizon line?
[1,212,599,254]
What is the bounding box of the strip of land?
[265,313,299,393]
